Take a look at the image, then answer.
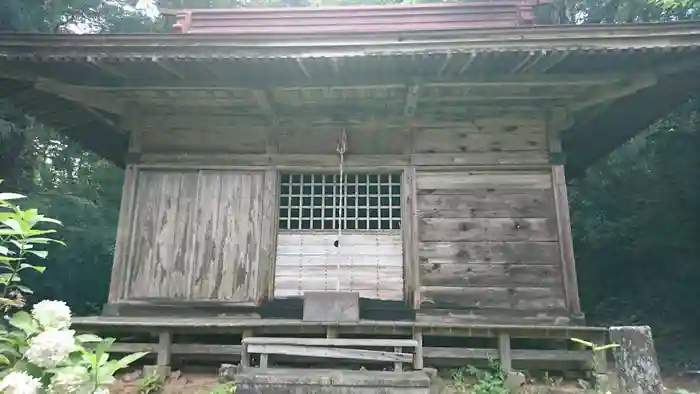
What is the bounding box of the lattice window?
[278,173,402,231]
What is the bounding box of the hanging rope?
[334,128,347,292]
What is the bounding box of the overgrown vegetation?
[136,371,166,394]
[208,381,238,394]
[451,361,511,394]
[0,183,147,393]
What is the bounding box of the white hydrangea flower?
[93,388,110,394]
[0,371,42,394]
[47,366,90,394]
[25,329,77,368]
[32,300,72,330]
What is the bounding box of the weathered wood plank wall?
[114,169,270,303]
[109,110,580,323]
[415,171,566,322]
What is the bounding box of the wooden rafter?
[86,56,129,79]
[404,84,421,117]
[34,78,124,114]
[252,89,277,120]
[570,73,657,112]
[150,56,185,80]
[296,59,311,79]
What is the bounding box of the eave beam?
[0,69,629,90]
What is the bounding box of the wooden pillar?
[552,165,582,314]
[413,328,424,370]
[241,329,253,368]
[258,168,279,302]
[326,326,339,338]
[156,331,172,368]
[548,109,582,315]
[498,333,512,372]
[107,164,138,303]
[402,166,420,309]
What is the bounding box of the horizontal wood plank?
[419,241,560,265]
[423,347,590,362]
[420,263,561,287]
[416,171,552,191]
[420,286,565,310]
[416,308,573,326]
[246,344,413,363]
[420,218,558,242]
[417,190,553,218]
[414,129,546,153]
[242,337,417,347]
[411,152,547,166]
[111,343,242,355]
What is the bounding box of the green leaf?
[76,334,103,343]
[14,285,33,294]
[593,343,620,352]
[115,351,148,369]
[37,217,62,226]
[0,193,25,201]
[0,245,9,256]
[26,250,48,259]
[570,337,595,349]
[26,229,56,237]
[25,237,64,246]
[0,355,10,365]
[1,219,25,234]
[8,311,38,335]
[19,264,45,273]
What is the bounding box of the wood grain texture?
[413,129,546,153]
[416,172,552,191]
[420,286,566,310]
[246,344,413,363]
[420,218,557,242]
[128,171,197,299]
[551,165,582,314]
[123,169,268,303]
[416,308,572,326]
[414,168,567,317]
[108,165,139,302]
[417,190,553,218]
[257,169,279,302]
[191,171,263,301]
[419,242,560,265]
[420,263,561,287]
[274,232,404,300]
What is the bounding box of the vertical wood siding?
[124,169,268,302]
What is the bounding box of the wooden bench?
[241,337,420,372]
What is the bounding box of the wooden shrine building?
[1,3,700,374]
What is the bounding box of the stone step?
[233,368,431,394]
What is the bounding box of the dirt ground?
[109,368,700,394]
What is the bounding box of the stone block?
[609,325,663,394]
[235,368,430,394]
[302,291,359,322]
[142,365,171,379]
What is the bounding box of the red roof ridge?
[167,1,553,34]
